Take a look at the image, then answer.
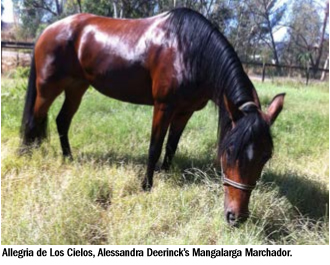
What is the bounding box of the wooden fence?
[1,41,34,50]
[242,61,329,85]
[1,41,34,73]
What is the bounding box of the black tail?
[20,52,47,151]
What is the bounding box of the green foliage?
[282,0,327,73]
[13,66,30,79]
[13,0,47,40]
[35,23,49,39]
[69,0,114,17]
[1,77,329,245]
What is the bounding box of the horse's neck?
[250,85,261,108]
[223,80,260,110]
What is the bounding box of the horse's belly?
[89,64,154,105]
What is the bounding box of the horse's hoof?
[17,146,32,157]
[160,164,170,172]
[142,179,152,192]
[63,153,74,162]
[154,165,161,172]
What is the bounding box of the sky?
[1,0,14,23]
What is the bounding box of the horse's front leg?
[142,103,174,191]
[161,111,193,171]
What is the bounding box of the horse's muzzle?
[225,210,249,226]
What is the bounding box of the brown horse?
[21,8,285,225]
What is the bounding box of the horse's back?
[35,12,170,76]
[34,12,184,105]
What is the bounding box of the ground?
[1,75,329,244]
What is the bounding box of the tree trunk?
[55,0,62,16]
[266,13,281,75]
[313,1,329,78]
[77,0,82,13]
[320,56,329,81]
[113,2,118,18]
[119,7,123,18]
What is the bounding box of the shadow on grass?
[260,171,329,221]
[253,171,329,243]
[75,150,328,220]
[76,150,148,167]
[75,149,220,183]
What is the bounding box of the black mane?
[166,8,273,162]
[166,8,255,105]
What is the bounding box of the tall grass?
[1,76,329,244]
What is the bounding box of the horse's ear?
[223,95,240,122]
[266,93,285,125]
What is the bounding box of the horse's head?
[220,93,285,226]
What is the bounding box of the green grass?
[1,76,329,245]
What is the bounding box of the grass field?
[1,75,329,245]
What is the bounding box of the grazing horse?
[21,8,285,225]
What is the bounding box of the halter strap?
[222,175,256,191]
[238,101,258,112]
[220,159,256,191]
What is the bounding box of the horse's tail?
[20,51,47,151]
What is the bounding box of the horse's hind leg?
[161,111,193,171]
[26,81,64,148]
[56,81,89,158]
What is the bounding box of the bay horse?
[21,8,285,225]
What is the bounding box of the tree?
[12,0,68,39]
[314,0,329,77]
[227,2,260,61]
[245,0,287,74]
[1,0,4,29]
[72,0,114,17]
[287,0,328,78]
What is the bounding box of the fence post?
[306,66,310,86]
[16,48,20,67]
[262,63,266,82]
[321,56,329,81]
[1,45,3,74]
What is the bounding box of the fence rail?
[1,41,34,50]
[242,61,329,85]
[1,41,329,83]
[1,41,34,73]
[242,61,328,72]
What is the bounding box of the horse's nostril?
[226,211,237,225]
